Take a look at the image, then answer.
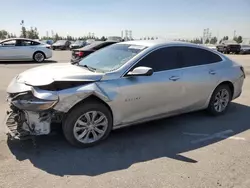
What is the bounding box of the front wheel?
[62,100,113,147]
[207,85,232,116]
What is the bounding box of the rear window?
[179,47,223,67]
[80,41,104,51]
[55,40,66,44]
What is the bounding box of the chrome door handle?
[209,70,216,75]
[169,76,180,81]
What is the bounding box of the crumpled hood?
[16,63,104,86]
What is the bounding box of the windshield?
[74,40,83,44]
[224,40,238,44]
[55,40,66,44]
[78,44,147,72]
[241,45,250,48]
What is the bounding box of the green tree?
[235,36,243,43]
[100,36,106,41]
[210,37,218,44]
[7,33,17,38]
[26,27,39,39]
[222,36,229,41]
[205,38,210,44]
[0,30,8,39]
[54,33,60,41]
[20,26,27,38]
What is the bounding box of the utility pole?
[233,30,236,38]
[51,30,54,38]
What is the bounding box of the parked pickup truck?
[216,40,241,54]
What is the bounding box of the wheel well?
[66,95,113,121]
[33,51,46,59]
[217,81,234,97]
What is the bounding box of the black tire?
[33,52,45,63]
[52,47,55,50]
[62,100,113,148]
[207,84,232,116]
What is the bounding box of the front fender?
[53,83,111,112]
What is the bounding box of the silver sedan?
[6,40,245,147]
[0,38,52,62]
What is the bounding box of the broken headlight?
[9,92,58,112]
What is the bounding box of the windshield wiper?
[81,64,96,72]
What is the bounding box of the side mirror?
[127,66,153,77]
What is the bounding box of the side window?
[20,40,40,46]
[132,47,181,72]
[179,47,222,67]
[31,41,40,45]
[1,40,16,46]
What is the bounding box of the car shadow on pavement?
[0,60,57,65]
[7,102,250,177]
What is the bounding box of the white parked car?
[203,44,217,51]
[0,38,52,62]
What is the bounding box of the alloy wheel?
[73,111,108,144]
[213,89,230,112]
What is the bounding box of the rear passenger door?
[178,46,222,110]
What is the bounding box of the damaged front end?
[6,90,59,140]
[5,66,106,140]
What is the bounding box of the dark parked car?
[52,40,71,50]
[69,40,86,50]
[71,40,117,64]
[240,44,250,54]
[216,40,241,54]
[106,36,123,42]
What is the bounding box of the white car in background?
[0,38,52,62]
[203,44,217,51]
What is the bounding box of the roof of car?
[1,38,39,42]
[76,40,117,51]
[121,40,199,47]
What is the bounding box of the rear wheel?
[207,85,232,116]
[33,52,45,63]
[62,100,113,147]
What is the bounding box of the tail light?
[79,51,84,57]
[75,51,84,57]
[240,66,245,78]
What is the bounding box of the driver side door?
[116,47,185,125]
[0,39,17,60]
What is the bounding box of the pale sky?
[1,0,250,39]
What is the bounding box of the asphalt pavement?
[0,51,250,188]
